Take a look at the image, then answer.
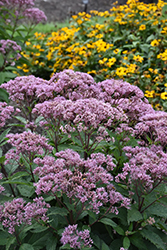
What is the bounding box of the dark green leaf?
[48,206,68,216]
[19,244,34,250]
[141,228,166,250]
[46,236,57,250]
[127,206,143,224]
[100,218,117,228]
[123,237,130,249]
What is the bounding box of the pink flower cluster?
[33,98,128,130]
[34,149,130,214]
[96,78,154,123]
[116,145,167,191]
[1,70,155,132]
[0,197,50,234]
[135,111,167,146]
[0,39,21,65]
[0,173,5,193]
[0,0,34,9]
[61,224,93,249]
[1,75,48,102]
[23,8,47,23]
[0,102,16,128]
[5,131,53,164]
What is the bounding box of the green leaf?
[115,226,124,236]
[4,71,17,79]
[0,53,4,68]
[0,88,9,102]
[19,244,34,250]
[10,171,29,180]
[127,206,143,224]
[146,34,155,43]
[48,206,68,216]
[6,236,16,250]
[141,228,166,250]
[91,234,110,250]
[0,72,5,84]
[30,223,48,233]
[13,116,27,124]
[147,204,167,218]
[100,218,117,228]
[0,128,10,144]
[17,185,35,198]
[140,44,150,53]
[59,243,71,249]
[46,237,57,250]
[130,233,148,250]
[123,237,130,249]
[0,231,11,245]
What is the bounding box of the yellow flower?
[25,41,31,46]
[113,49,120,54]
[161,92,167,100]
[106,57,116,67]
[144,90,155,98]
[139,24,146,30]
[133,55,144,63]
[151,39,160,47]
[116,67,127,77]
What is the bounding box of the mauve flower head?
[135,111,167,146]
[34,149,130,214]
[5,131,53,164]
[0,198,26,234]
[1,75,49,102]
[61,224,93,249]
[0,102,14,128]
[33,98,128,134]
[47,69,99,101]
[0,0,34,10]
[23,8,47,24]
[0,174,5,193]
[97,79,154,124]
[0,39,21,65]
[0,39,21,54]
[116,145,167,191]
[0,197,50,234]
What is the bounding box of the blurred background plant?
[16,0,167,110]
[0,0,47,102]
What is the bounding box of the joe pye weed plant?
[0,0,47,102]
[0,69,166,249]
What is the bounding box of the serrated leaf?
[147,204,167,218]
[141,228,166,250]
[19,244,34,250]
[127,206,143,224]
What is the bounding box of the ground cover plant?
[16,0,167,111]
[0,69,167,250]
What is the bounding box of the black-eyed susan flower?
[161,92,167,100]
